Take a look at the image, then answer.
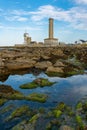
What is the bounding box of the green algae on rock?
[76,102,82,110]
[76,115,85,129]
[53,109,62,118]
[7,92,25,100]
[0,84,48,103]
[0,98,7,106]
[6,105,30,121]
[20,78,54,89]
[29,113,40,123]
[26,93,48,103]
[11,120,34,130]
[12,114,41,130]
[4,99,87,130]
[0,104,15,114]
[56,102,66,111]
[11,105,29,118]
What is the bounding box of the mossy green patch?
[76,102,82,110]
[56,102,66,111]
[53,110,62,118]
[20,82,38,89]
[20,78,54,89]
[7,105,30,120]
[26,93,48,103]
[82,102,87,112]
[29,114,40,123]
[0,104,14,114]
[76,115,84,129]
[34,78,54,87]
[0,98,7,106]
[65,69,84,77]
[46,71,63,77]
[7,92,25,100]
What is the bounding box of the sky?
[0,0,87,46]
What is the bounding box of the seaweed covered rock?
[26,93,48,103]
[6,105,30,121]
[20,78,54,89]
[12,114,41,130]
[0,98,7,106]
[0,84,25,100]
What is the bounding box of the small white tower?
[24,32,31,45]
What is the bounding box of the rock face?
[35,61,52,69]
[53,60,65,67]
[6,59,36,70]
[46,66,63,73]
[0,46,86,80]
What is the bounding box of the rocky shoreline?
[0,46,87,130]
[0,46,87,81]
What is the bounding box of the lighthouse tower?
[44,18,59,46]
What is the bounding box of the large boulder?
[46,66,63,73]
[35,61,52,69]
[6,59,36,70]
[53,60,65,67]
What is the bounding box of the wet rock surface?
[0,84,48,103]
[20,78,55,89]
[0,46,87,129]
[0,46,86,81]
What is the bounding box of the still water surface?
[0,73,87,108]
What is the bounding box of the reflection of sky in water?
[0,73,87,108]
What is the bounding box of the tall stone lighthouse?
[44,18,58,45]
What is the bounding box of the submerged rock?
[6,105,30,121]
[12,113,41,130]
[0,84,48,103]
[12,120,36,130]
[60,125,74,130]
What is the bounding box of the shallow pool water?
[0,73,87,108]
[0,73,87,129]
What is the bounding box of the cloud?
[5,15,28,22]
[1,4,87,30]
[30,5,70,21]
[10,10,28,15]
[29,5,87,30]
[0,24,42,31]
[75,0,87,4]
